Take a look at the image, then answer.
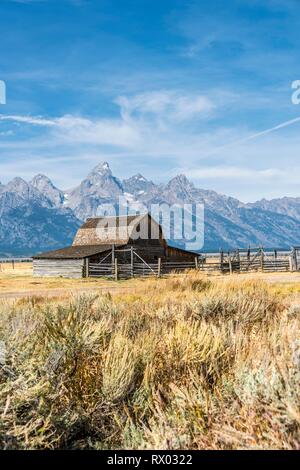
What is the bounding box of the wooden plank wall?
[33,259,84,278]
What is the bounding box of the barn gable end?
[72,214,163,247]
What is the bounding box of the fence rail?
[88,256,292,279]
[0,258,32,263]
[199,247,292,274]
[88,245,300,279]
[0,248,297,278]
[88,260,199,279]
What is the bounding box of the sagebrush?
[0,275,299,449]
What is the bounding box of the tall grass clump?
[0,276,299,449]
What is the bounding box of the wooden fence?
[89,246,297,279]
[88,258,198,279]
[0,249,296,279]
[199,248,291,274]
[0,257,32,271]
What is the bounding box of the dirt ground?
[1,262,300,299]
[0,262,135,299]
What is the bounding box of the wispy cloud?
[0,89,216,149]
[2,88,300,202]
[0,113,141,147]
[182,166,285,180]
[116,91,215,123]
[0,115,55,126]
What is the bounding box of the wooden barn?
[33,213,198,278]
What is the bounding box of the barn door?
[115,247,157,278]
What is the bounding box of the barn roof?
[81,214,141,229]
[72,213,161,246]
[33,244,124,260]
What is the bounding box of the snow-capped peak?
[133,173,147,182]
[92,161,112,175]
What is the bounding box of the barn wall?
[90,244,194,263]
[165,246,196,261]
[115,245,165,263]
[33,259,84,278]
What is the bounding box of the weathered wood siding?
[165,245,196,261]
[33,259,84,278]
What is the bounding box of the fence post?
[220,250,224,272]
[289,254,294,272]
[157,257,161,278]
[195,256,198,269]
[260,249,264,272]
[229,256,233,275]
[290,248,298,272]
[247,247,250,271]
[114,258,118,281]
[112,244,115,264]
[85,258,89,278]
[131,246,134,278]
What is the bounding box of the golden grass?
[0,262,126,294]
[0,272,300,449]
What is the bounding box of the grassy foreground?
[0,273,300,449]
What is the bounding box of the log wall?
[33,259,84,278]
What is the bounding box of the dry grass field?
[0,265,300,449]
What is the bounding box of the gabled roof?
[72,213,162,246]
[33,244,124,260]
[81,214,142,229]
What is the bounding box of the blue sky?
[0,0,300,201]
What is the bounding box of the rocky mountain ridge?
[1,161,300,255]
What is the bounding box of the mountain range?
[1,161,300,256]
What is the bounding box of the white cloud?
[181,166,285,180]
[0,113,141,148]
[0,90,215,150]
[115,91,214,122]
[54,115,141,147]
[2,90,300,201]
[0,115,55,126]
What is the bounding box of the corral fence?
[88,247,199,279]
[199,247,292,274]
[88,246,299,279]
[1,248,299,278]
